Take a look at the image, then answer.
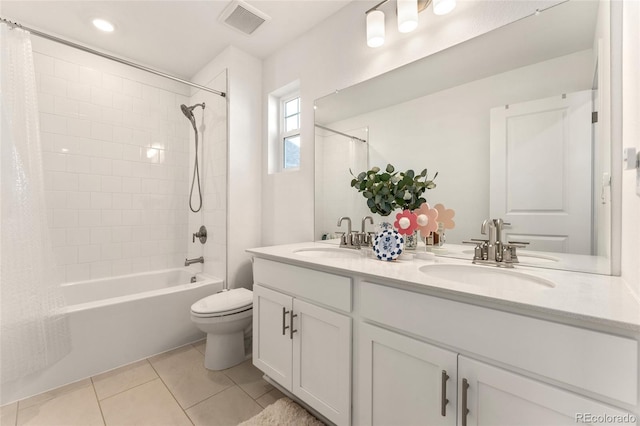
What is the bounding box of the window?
[267,80,300,174]
[281,95,300,170]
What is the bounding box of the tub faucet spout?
[185,256,204,266]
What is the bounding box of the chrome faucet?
[185,256,204,266]
[464,219,528,268]
[337,216,358,249]
[357,216,376,247]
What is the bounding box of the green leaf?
[406,169,415,179]
[363,191,373,198]
[350,179,357,187]
[421,168,427,177]
[367,198,375,208]
[371,166,380,173]
[380,173,390,181]
[386,164,395,173]
[426,181,436,189]
[357,172,366,181]
[359,181,367,190]
[381,186,390,195]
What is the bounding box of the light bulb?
[397,0,418,33]
[92,18,114,32]
[433,0,456,15]
[366,10,385,48]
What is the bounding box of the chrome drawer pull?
[289,310,298,339]
[461,378,470,426]
[441,370,450,416]
[282,307,290,335]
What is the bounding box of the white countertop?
[247,241,640,332]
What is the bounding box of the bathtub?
[1,268,223,404]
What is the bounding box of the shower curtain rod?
[0,17,226,98]
[315,124,367,143]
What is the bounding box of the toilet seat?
[191,288,253,318]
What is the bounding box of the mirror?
[314,0,613,275]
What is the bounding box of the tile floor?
[0,341,287,426]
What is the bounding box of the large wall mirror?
[314,0,616,275]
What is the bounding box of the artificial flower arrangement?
[350,164,437,216]
[352,164,453,259]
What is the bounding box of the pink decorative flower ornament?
[434,204,456,229]
[414,203,439,237]
[393,210,418,235]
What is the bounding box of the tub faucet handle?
[193,225,207,244]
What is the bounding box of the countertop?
[247,241,640,332]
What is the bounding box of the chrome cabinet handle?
[461,378,470,426]
[282,307,290,335]
[289,310,298,339]
[441,370,449,416]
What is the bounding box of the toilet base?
[204,331,245,370]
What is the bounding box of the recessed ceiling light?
[92,19,114,32]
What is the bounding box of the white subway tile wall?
[187,71,227,279]
[36,52,193,282]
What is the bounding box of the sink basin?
[293,247,364,259]
[418,264,555,289]
[461,250,559,264]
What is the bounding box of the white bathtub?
[1,268,223,404]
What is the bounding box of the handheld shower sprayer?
[180,103,205,132]
[181,103,206,213]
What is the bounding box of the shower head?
[180,103,205,130]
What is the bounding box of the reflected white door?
[489,90,593,254]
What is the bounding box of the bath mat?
[238,397,325,426]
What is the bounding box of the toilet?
[190,288,253,370]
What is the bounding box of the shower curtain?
[1,25,70,383]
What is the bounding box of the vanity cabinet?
[358,281,638,426]
[358,323,457,426]
[252,259,352,426]
[458,356,635,426]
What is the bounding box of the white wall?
[32,38,192,282]
[192,46,262,290]
[316,50,593,245]
[621,1,640,295]
[186,71,228,280]
[261,0,564,246]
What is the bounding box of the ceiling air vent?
[219,0,271,35]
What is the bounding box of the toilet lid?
[191,288,253,315]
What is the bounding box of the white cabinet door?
[458,356,636,426]
[359,323,458,426]
[253,284,293,391]
[292,298,351,426]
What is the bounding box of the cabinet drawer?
[253,258,352,312]
[361,281,638,406]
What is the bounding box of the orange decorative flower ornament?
[434,204,456,229]
[393,210,418,235]
[414,203,439,237]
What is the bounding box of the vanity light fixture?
[92,18,114,32]
[366,0,455,47]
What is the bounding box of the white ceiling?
[0,0,352,79]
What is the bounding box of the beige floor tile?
[223,360,273,399]
[192,340,206,356]
[149,345,233,409]
[100,379,190,426]
[255,388,286,409]
[18,379,92,410]
[0,402,18,426]
[16,382,103,426]
[186,386,262,426]
[92,360,158,400]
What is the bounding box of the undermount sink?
[418,264,555,289]
[293,247,364,259]
[461,249,559,264]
